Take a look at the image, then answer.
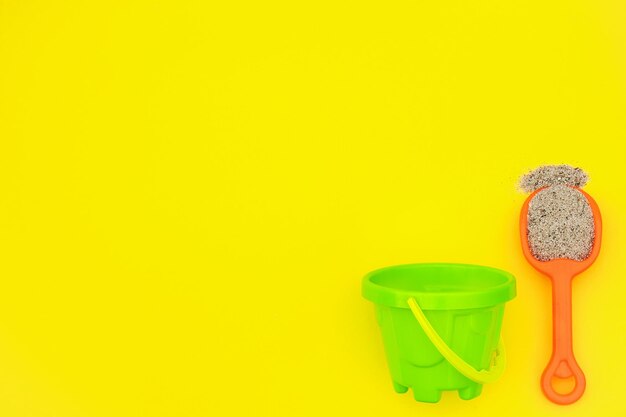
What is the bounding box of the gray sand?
[519,165,588,193]
[527,185,594,261]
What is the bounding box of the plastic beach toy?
[362,263,516,403]
[520,187,602,405]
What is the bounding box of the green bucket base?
[393,380,483,403]
[376,304,503,402]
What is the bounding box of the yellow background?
[1,1,625,416]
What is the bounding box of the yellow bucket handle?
[407,297,505,384]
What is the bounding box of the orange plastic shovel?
[520,187,602,405]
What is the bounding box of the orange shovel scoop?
[520,187,602,405]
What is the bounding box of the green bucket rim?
[362,263,516,310]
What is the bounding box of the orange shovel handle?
[541,272,586,405]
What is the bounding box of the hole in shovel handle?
[541,357,586,405]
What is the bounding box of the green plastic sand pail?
[362,263,516,403]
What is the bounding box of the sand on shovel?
[519,164,588,193]
[520,165,594,261]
